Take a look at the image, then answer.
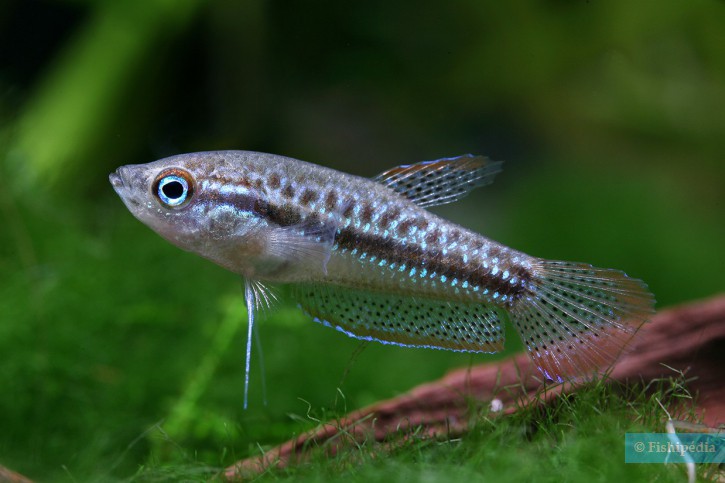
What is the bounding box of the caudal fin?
[510,260,655,383]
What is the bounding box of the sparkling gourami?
[110,151,655,399]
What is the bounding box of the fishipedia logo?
[625,433,724,464]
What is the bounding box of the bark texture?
[0,465,33,483]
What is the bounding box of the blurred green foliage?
[0,0,723,480]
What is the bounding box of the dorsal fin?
[373,154,503,208]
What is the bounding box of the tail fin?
[510,260,655,383]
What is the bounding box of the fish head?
[109,153,264,268]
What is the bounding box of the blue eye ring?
[153,169,194,208]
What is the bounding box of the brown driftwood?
[225,294,725,479]
[0,464,33,483]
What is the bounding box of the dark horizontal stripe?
[258,200,303,226]
[335,228,531,303]
[261,199,532,303]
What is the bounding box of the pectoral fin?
[266,218,337,275]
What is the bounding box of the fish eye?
[153,169,194,208]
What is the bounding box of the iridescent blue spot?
[389,262,396,269]
[492,266,499,276]
[462,281,469,289]
[510,277,517,284]
[493,292,500,299]
[420,268,428,277]
[440,275,447,283]
[451,278,458,287]
[409,267,416,277]
[378,259,387,267]
[503,270,510,279]
[398,264,406,272]
[369,255,377,262]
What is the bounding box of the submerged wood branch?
[226,294,725,479]
[0,464,33,483]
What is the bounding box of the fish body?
[110,151,654,392]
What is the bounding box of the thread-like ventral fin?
[292,284,507,353]
[246,279,278,311]
[241,279,274,409]
[373,154,503,208]
[510,260,655,383]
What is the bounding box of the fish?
[109,151,655,406]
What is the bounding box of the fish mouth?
[109,168,126,193]
[108,173,123,193]
[109,166,142,209]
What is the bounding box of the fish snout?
[109,167,128,191]
[109,166,143,209]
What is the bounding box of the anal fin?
[292,284,507,353]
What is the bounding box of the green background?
[1,0,723,480]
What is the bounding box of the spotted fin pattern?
[510,260,655,382]
[293,284,507,353]
[373,154,503,208]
